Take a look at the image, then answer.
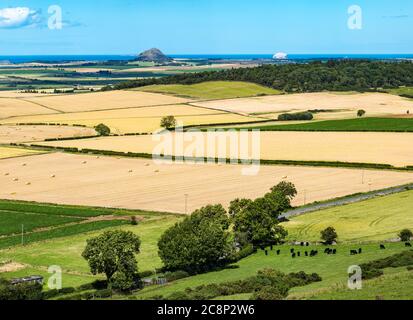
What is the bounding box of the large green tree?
[82,230,141,290]
[158,204,232,273]
[230,182,294,246]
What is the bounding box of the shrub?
[357,109,366,117]
[399,229,413,242]
[95,123,111,136]
[0,278,43,300]
[164,270,190,282]
[130,216,139,226]
[167,291,191,300]
[94,289,112,299]
[361,268,384,280]
[250,286,286,300]
[278,112,313,121]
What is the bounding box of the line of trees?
[108,60,413,93]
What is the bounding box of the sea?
[0,54,413,64]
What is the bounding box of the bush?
[95,123,111,136]
[278,112,313,121]
[58,287,76,295]
[138,270,155,278]
[130,216,139,226]
[250,286,286,300]
[0,278,43,300]
[357,109,366,117]
[399,229,413,242]
[361,268,384,280]
[94,289,112,299]
[164,270,190,282]
[167,291,191,300]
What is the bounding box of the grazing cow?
[297,252,301,257]
[380,244,386,250]
[358,248,362,254]
[305,251,308,256]
[292,253,296,258]
[324,248,330,254]
[265,250,268,256]
[405,242,412,247]
[276,249,281,255]
[290,248,295,253]
[300,242,304,247]
[350,250,358,255]
[270,245,273,251]
[332,249,337,254]
[306,242,310,247]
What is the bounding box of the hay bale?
[26,182,31,186]
[4,173,9,176]
[13,178,19,182]
[50,174,56,178]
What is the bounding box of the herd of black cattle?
[262,242,412,258]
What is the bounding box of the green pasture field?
[132,243,410,299]
[137,81,282,99]
[224,117,413,132]
[0,215,181,288]
[282,190,413,243]
[0,210,81,236]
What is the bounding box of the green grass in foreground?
[0,215,181,287]
[133,243,410,299]
[282,190,413,243]
[308,269,413,300]
[137,81,281,100]
[234,117,413,132]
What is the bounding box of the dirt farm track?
[1,152,413,214]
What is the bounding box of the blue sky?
[0,0,412,55]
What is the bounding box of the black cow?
[405,242,412,247]
[297,252,301,257]
[276,249,281,255]
[270,245,273,251]
[290,248,295,253]
[380,244,386,250]
[292,253,296,258]
[332,249,337,254]
[265,250,268,256]
[306,242,310,247]
[305,251,308,256]
[350,250,358,255]
[358,248,362,254]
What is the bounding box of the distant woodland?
[111,60,413,94]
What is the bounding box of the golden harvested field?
[0,98,56,119]
[0,153,412,214]
[1,105,262,134]
[0,146,46,159]
[0,91,57,98]
[22,90,193,112]
[38,131,413,167]
[191,92,413,119]
[0,125,97,144]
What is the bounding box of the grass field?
[1,153,412,214]
[238,117,413,132]
[0,215,181,288]
[191,92,413,119]
[132,243,410,299]
[385,87,413,98]
[38,131,413,167]
[0,125,97,144]
[308,270,413,300]
[282,190,413,243]
[21,90,192,113]
[1,105,262,134]
[138,81,282,100]
[0,146,45,159]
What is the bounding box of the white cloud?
[0,7,41,29]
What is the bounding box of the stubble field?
[0,152,412,213]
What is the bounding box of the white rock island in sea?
[273,52,288,60]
